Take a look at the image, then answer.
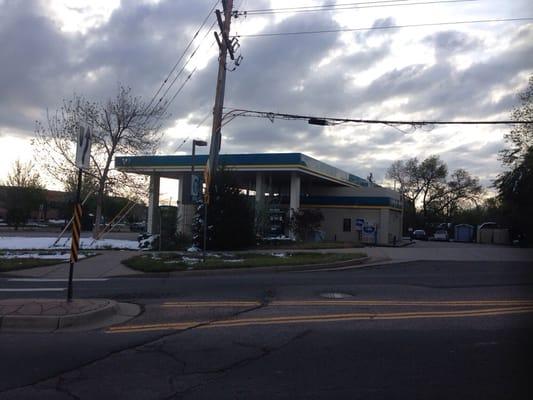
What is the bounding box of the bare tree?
[2,160,45,229]
[34,85,165,237]
[4,160,44,189]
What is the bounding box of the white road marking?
[0,288,66,292]
[7,278,109,282]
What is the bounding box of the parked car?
[433,229,449,241]
[413,229,427,240]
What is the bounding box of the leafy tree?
[499,75,533,167]
[387,156,446,227]
[2,160,45,229]
[495,76,533,243]
[426,168,483,219]
[290,208,324,241]
[194,168,255,250]
[495,149,533,242]
[416,156,449,221]
[387,155,483,228]
[453,197,506,227]
[34,85,164,238]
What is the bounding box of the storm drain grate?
[320,292,353,299]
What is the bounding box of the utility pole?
[203,0,237,259]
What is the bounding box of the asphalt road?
[1,260,532,399]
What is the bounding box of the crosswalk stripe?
[7,278,109,282]
[0,288,66,292]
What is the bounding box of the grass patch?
[0,258,63,272]
[255,241,363,250]
[0,251,97,272]
[123,251,366,273]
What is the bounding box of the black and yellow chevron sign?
[70,203,83,263]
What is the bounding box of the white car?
[433,230,449,241]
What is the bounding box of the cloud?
[423,30,483,60]
[0,0,531,189]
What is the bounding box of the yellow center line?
[160,299,533,308]
[108,305,533,334]
[162,301,261,307]
[203,307,533,329]
[272,300,533,306]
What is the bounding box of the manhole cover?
[320,292,353,299]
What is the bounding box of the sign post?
[67,125,92,302]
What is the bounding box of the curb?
[0,300,140,333]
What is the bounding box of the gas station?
[115,152,403,245]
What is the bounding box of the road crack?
[0,297,272,398]
[164,329,313,400]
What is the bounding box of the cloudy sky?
[0,0,531,199]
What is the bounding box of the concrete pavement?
[0,298,141,332]
[1,242,531,280]
[288,241,533,263]
[1,260,531,399]
[364,241,533,263]
[6,250,142,278]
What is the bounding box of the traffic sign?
[191,174,202,202]
[75,125,92,170]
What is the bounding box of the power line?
[174,111,212,152]
[146,35,217,134]
[238,0,477,16]
[153,20,217,113]
[241,0,411,13]
[236,17,533,37]
[158,40,217,120]
[143,0,219,116]
[222,107,533,126]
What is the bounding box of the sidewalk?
[268,242,533,263]
[6,250,142,278]
[2,243,531,279]
[362,242,533,263]
[0,298,140,332]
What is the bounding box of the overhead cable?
[236,17,533,37]
[144,0,219,116]
[238,0,478,16]
[222,107,533,126]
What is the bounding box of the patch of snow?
[271,252,289,258]
[0,236,139,250]
[0,252,89,260]
[182,256,199,264]
[222,259,244,263]
[48,219,66,225]
[187,246,201,252]
[262,235,294,241]
[139,234,158,250]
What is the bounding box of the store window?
[343,218,351,232]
